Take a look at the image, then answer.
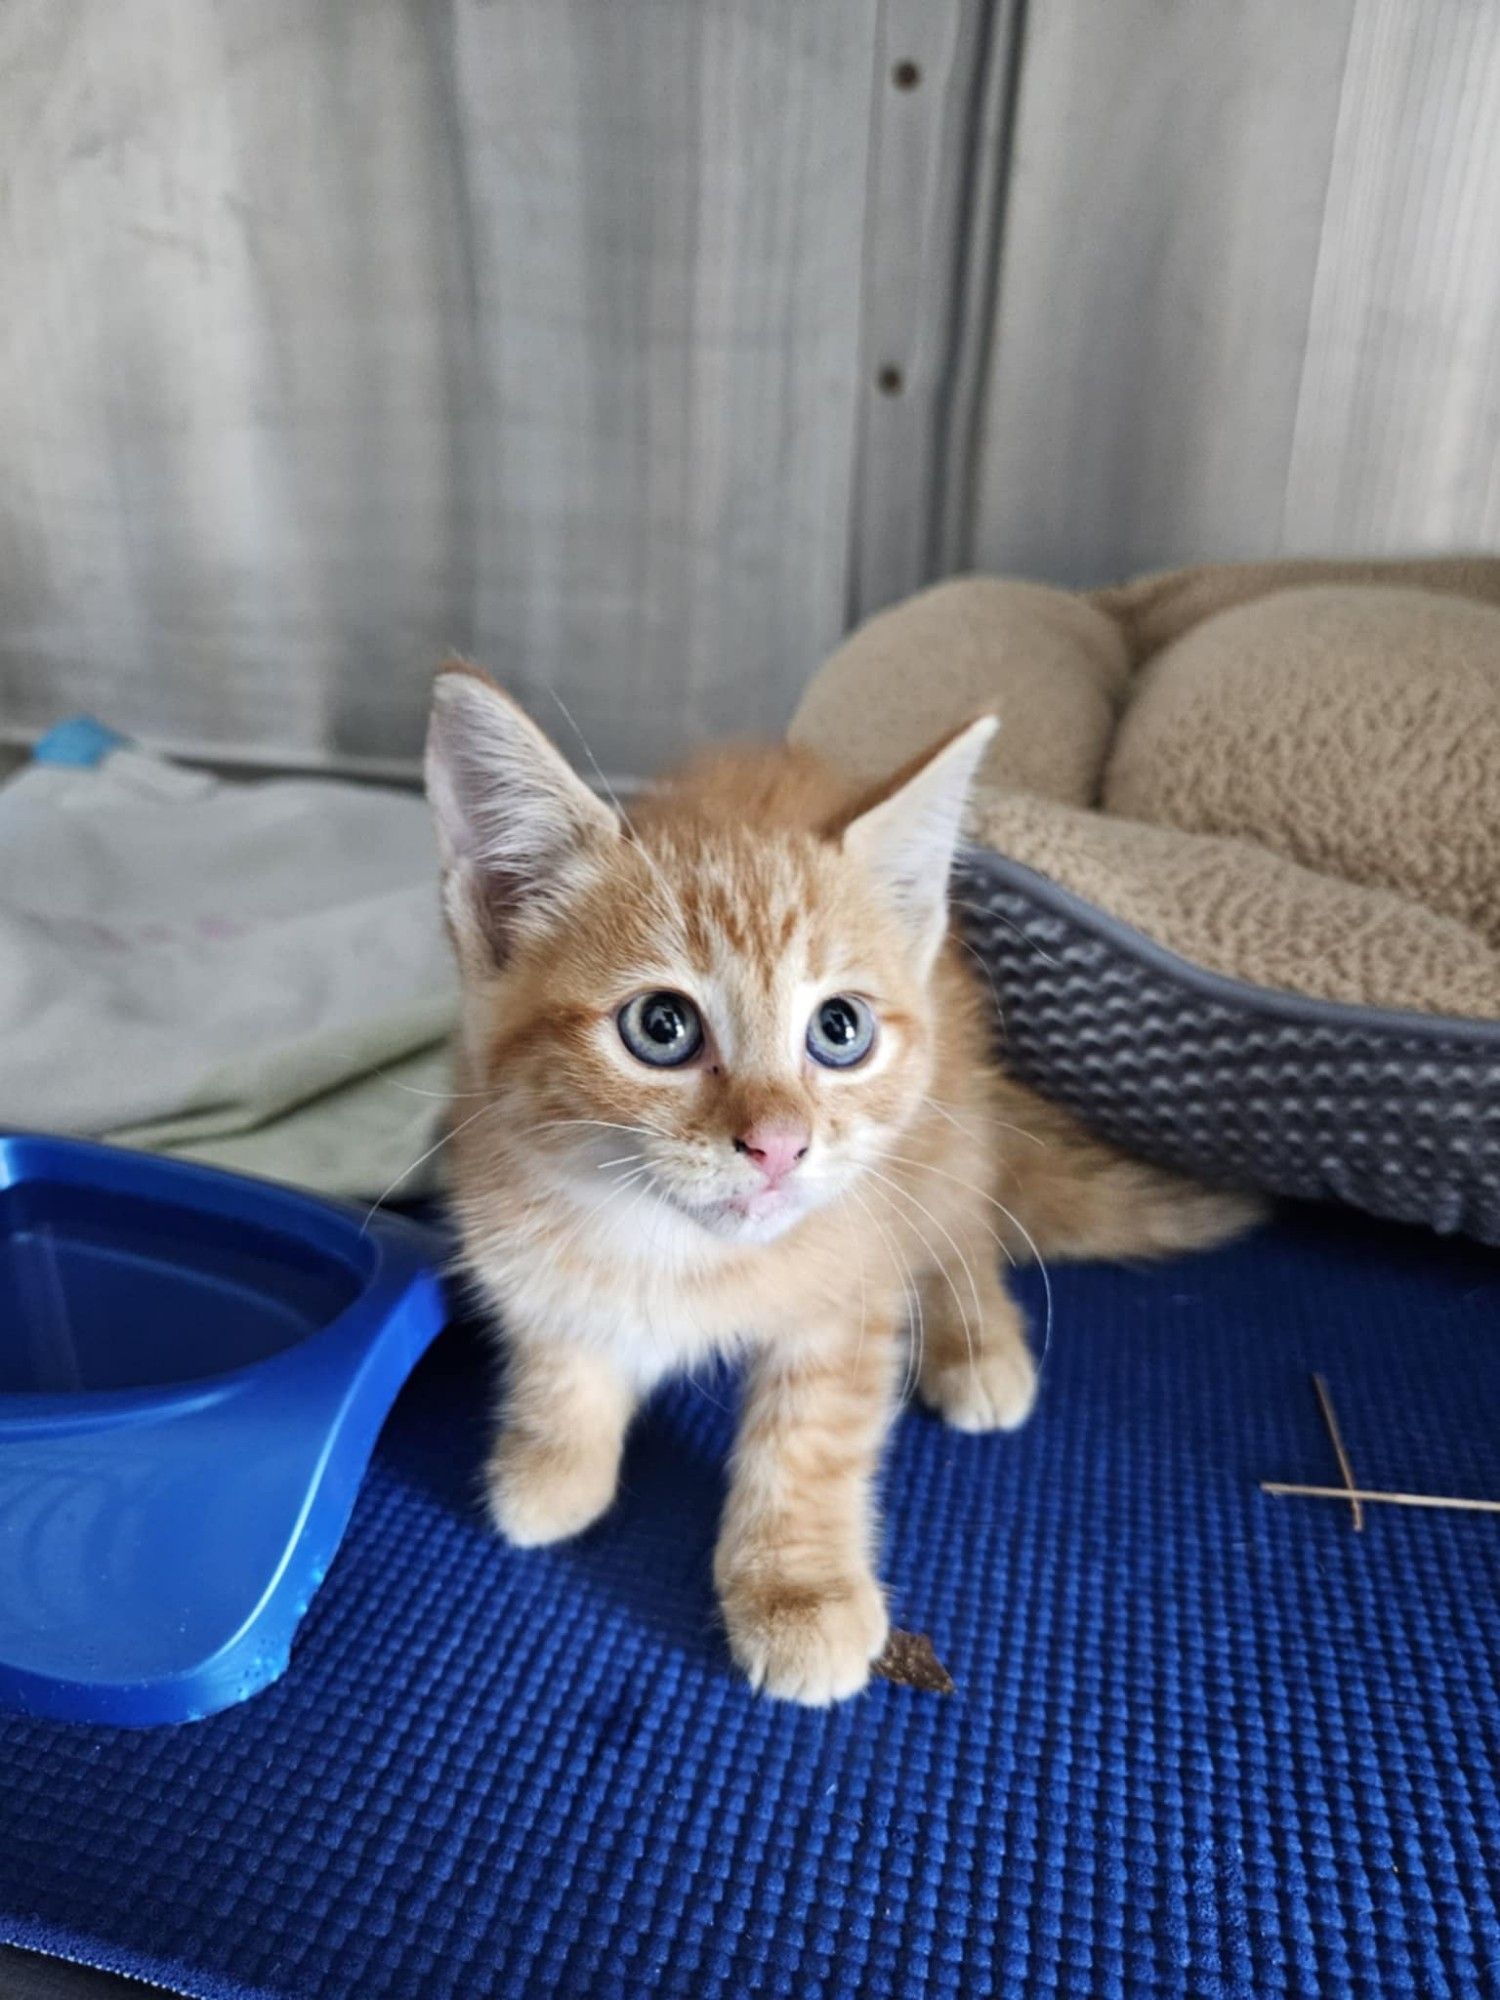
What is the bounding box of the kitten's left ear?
[835,715,998,973]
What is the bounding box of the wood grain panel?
[967,0,1360,585]
[0,0,879,774]
[846,0,1023,621]
[1280,0,1500,553]
[967,0,1500,588]
[5,1,1498,768]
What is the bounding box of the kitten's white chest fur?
[471,1186,754,1390]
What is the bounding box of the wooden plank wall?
[963,0,1500,590]
[0,0,881,774]
[1,0,1497,772]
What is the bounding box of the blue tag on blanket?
[31,716,131,767]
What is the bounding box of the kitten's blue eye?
[618,990,704,1068]
[807,995,875,1069]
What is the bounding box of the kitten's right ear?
[425,661,618,965]
[833,714,998,974]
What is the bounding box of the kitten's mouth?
[668,1180,805,1242]
[725,1186,790,1222]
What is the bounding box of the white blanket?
[0,743,457,1199]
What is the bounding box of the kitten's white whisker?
[977,1192,1055,1372]
[835,1187,874,1380]
[548,689,690,942]
[949,897,1062,969]
[949,932,1004,1018]
[360,1099,498,1232]
[533,1116,674,1142]
[875,1147,1052,1373]
[863,1167,983,1404]
[879,1150,1055,1373]
[920,1095,982,1140]
[846,1187,902,1384]
[921,1094,1046,1150]
[543,1166,652,1263]
[853,1180,925,1411]
[992,1119,1047,1149]
[876,1149,1020,1267]
[607,1178,655,1229]
[381,1078,482,1101]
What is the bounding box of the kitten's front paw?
[919,1339,1037,1433]
[719,1568,889,1706]
[485,1433,618,1547]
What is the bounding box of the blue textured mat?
[3,1208,1499,2000]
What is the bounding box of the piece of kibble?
[872,1628,955,1695]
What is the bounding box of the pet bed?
[791,559,1500,1244]
[2,1210,1499,1999]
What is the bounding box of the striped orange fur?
[427,664,1259,1704]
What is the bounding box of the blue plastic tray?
[0,1133,446,1726]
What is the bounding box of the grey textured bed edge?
[955,851,1500,1248]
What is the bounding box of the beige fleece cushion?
[1104,586,1500,947]
[790,565,1500,1022]
[790,578,1128,807]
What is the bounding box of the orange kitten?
[426,664,1258,1704]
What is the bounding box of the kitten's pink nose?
[733,1124,810,1186]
